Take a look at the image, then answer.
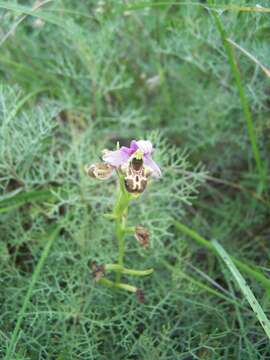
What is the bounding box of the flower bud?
[85,163,114,180]
[135,225,150,248]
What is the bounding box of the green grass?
[4,225,60,360]
[212,239,270,340]
[210,6,266,191]
[1,1,270,359]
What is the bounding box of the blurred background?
[1,1,270,359]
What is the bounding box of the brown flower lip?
[122,158,150,195]
[135,225,150,248]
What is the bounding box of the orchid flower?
[102,140,161,178]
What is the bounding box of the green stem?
[99,278,137,293]
[113,175,131,284]
[105,264,154,276]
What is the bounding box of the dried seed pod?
[136,288,145,303]
[135,225,150,248]
[85,163,114,180]
[91,261,105,282]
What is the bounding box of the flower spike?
[85,139,161,299]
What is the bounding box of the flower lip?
[102,139,161,178]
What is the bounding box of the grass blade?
[0,0,52,47]
[125,2,270,14]
[227,38,270,79]
[0,188,55,213]
[4,225,60,360]
[0,1,63,28]
[173,220,270,292]
[212,239,270,339]
[209,7,266,190]
[162,259,245,308]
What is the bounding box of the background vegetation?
[1,1,270,359]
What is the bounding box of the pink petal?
[102,148,130,167]
[143,155,161,178]
[136,140,153,155]
[130,140,139,153]
[121,146,134,156]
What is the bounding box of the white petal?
[136,140,153,155]
[143,155,161,178]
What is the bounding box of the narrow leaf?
[212,240,270,340]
